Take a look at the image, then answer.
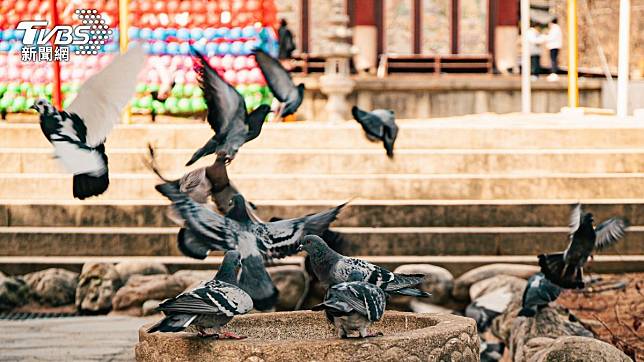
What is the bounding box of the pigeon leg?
[272,103,285,123]
[334,319,348,339]
[220,331,247,340]
[197,328,219,338]
[359,327,383,338]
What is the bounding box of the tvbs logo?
[17,9,112,60]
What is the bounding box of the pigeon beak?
[296,244,303,252]
[29,104,38,111]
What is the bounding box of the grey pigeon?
[32,45,145,199]
[351,106,398,158]
[480,341,505,362]
[539,203,627,289]
[186,49,270,166]
[148,250,252,338]
[312,272,386,338]
[464,287,513,332]
[299,235,430,297]
[518,272,562,317]
[155,183,345,310]
[253,49,304,119]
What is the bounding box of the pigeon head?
[582,212,594,226]
[30,98,56,116]
[216,250,242,284]
[226,194,251,222]
[298,235,329,254]
[179,168,212,204]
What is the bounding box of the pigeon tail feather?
[72,171,109,200]
[517,307,537,317]
[147,314,196,333]
[538,253,584,289]
[186,137,219,166]
[387,287,431,298]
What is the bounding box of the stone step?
[2,200,643,228]
[1,226,642,257]
[3,148,644,175]
[0,255,642,277]
[1,173,643,200]
[3,116,644,150]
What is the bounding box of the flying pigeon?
[518,272,562,317]
[32,44,146,199]
[351,106,398,158]
[253,49,304,120]
[539,203,627,289]
[299,235,430,297]
[312,272,386,338]
[464,287,514,332]
[148,250,252,338]
[155,183,345,310]
[185,49,271,166]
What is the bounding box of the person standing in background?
[527,22,544,80]
[278,19,296,60]
[545,18,562,82]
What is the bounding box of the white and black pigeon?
[148,250,252,338]
[518,272,562,317]
[539,203,627,289]
[299,235,430,297]
[312,271,386,338]
[464,287,514,332]
[32,45,146,199]
[155,182,345,310]
[351,106,398,158]
[185,49,271,166]
[253,49,304,120]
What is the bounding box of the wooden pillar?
[49,0,62,109]
[301,0,309,53]
[451,0,459,54]
[352,0,378,70]
[413,0,421,54]
[488,0,496,64]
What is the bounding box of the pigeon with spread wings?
[351,106,398,158]
[155,182,345,310]
[253,49,304,120]
[32,45,146,199]
[538,203,627,289]
[186,50,270,166]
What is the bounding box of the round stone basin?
[136,311,479,361]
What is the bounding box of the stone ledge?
[135,311,479,361]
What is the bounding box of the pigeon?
[351,106,398,158]
[539,203,627,289]
[253,49,304,120]
[299,235,430,297]
[480,341,505,362]
[312,272,386,338]
[32,44,146,199]
[148,250,252,338]
[464,287,514,332]
[185,49,271,166]
[155,183,345,310]
[518,272,562,317]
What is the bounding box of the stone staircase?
[0,114,643,276]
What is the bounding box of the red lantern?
[179,1,191,12]
[128,0,140,14]
[153,1,166,13]
[139,0,152,13]
[191,0,205,13]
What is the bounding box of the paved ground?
[0,316,154,361]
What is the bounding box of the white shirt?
[527,28,544,56]
[545,24,562,50]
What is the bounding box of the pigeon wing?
[159,280,252,316]
[66,44,146,147]
[594,217,626,250]
[155,182,239,254]
[193,50,247,136]
[568,203,583,236]
[264,202,346,259]
[49,113,106,175]
[328,282,385,321]
[351,106,385,139]
[253,49,296,102]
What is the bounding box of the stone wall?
[296,75,603,120]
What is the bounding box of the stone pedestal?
[135,311,479,361]
[320,71,355,122]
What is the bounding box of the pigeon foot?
[220,331,247,340]
[197,331,219,338]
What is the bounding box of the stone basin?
[135,311,479,361]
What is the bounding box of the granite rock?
[393,264,454,305]
[75,263,122,314]
[453,264,539,301]
[114,262,168,284]
[0,275,30,311]
[268,265,309,311]
[111,274,190,312]
[24,268,78,306]
[529,336,633,362]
